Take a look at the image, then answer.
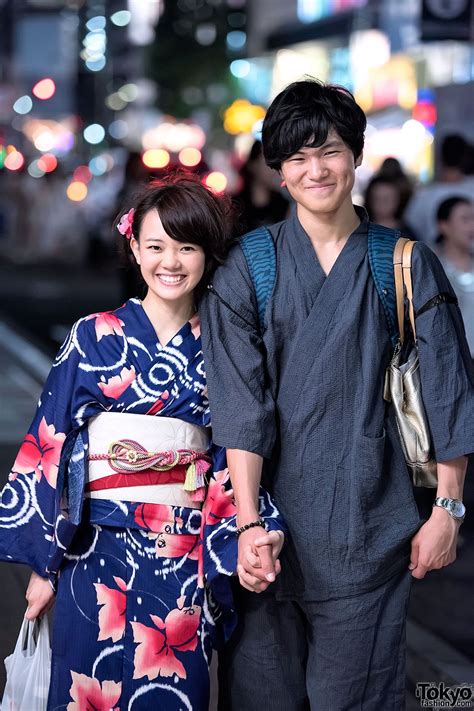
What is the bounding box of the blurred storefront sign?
[421,0,473,41]
[297,0,368,23]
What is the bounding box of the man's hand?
[237,528,284,593]
[409,507,460,579]
[25,571,55,620]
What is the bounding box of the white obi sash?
[86,412,210,508]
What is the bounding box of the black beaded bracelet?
[235,519,266,538]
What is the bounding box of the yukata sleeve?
[411,242,474,462]
[200,244,276,458]
[200,444,287,644]
[0,320,86,580]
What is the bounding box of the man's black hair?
[262,78,367,170]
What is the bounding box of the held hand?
[237,527,284,593]
[25,571,55,620]
[409,507,459,580]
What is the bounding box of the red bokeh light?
[32,78,56,100]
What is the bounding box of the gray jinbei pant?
[218,570,412,711]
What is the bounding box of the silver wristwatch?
[433,497,466,522]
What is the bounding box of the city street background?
[0,0,473,708]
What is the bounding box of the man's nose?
[307,157,328,180]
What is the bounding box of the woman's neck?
[443,242,473,273]
[141,292,195,344]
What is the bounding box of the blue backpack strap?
[240,226,276,330]
[367,223,401,349]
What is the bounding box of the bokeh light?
[13,96,33,115]
[118,83,138,102]
[110,10,131,27]
[179,147,202,167]
[230,60,250,79]
[28,160,45,179]
[142,149,170,169]
[205,171,227,193]
[83,123,105,144]
[86,16,106,31]
[89,155,108,176]
[226,31,246,51]
[32,78,56,100]
[108,120,128,140]
[86,57,106,72]
[4,151,25,171]
[67,181,88,202]
[37,154,58,173]
[73,165,92,183]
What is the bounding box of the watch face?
[452,500,466,518]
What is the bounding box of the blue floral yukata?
[0,298,284,711]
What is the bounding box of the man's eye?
[325,151,339,156]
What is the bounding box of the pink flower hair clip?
[117,208,135,240]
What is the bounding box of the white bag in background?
[2,615,51,711]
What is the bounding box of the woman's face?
[369,182,400,221]
[439,202,474,252]
[130,209,206,307]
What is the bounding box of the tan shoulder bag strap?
[402,240,416,342]
[393,238,410,345]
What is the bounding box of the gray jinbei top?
[200,207,474,601]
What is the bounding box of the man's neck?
[296,200,361,248]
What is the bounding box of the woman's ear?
[130,237,140,265]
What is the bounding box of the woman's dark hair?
[262,78,367,170]
[116,173,235,301]
[435,195,471,245]
[363,176,403,221]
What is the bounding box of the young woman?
[436,196,474,356]
[0,175,284,710]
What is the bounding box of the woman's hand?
[237,529,285,593]
[25,571,55,620]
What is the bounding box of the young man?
[200,80,473,710]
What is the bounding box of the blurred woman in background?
[436,196,474,356]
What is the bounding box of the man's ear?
[355,151,363,168]
[130,237,140,265]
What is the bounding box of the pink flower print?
[91,312,125,342]
[131,597,201,681]
[94,576,127,642]
[10,417,66,488]
[155,533,199,560]
[134,503,173,533]
[202,468,235,521]
[98,366,136,399]
[67,672,121,711]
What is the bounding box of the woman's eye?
[181,246,195,252]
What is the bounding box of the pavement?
[0,263,473,709]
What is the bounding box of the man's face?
[280,130,361,216]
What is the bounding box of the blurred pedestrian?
[0,175,285,710]
[364,175,415,236]
[405,134,474,244]
[377,156,414,213]
[436,196,474,355]
[233,140,289,232]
